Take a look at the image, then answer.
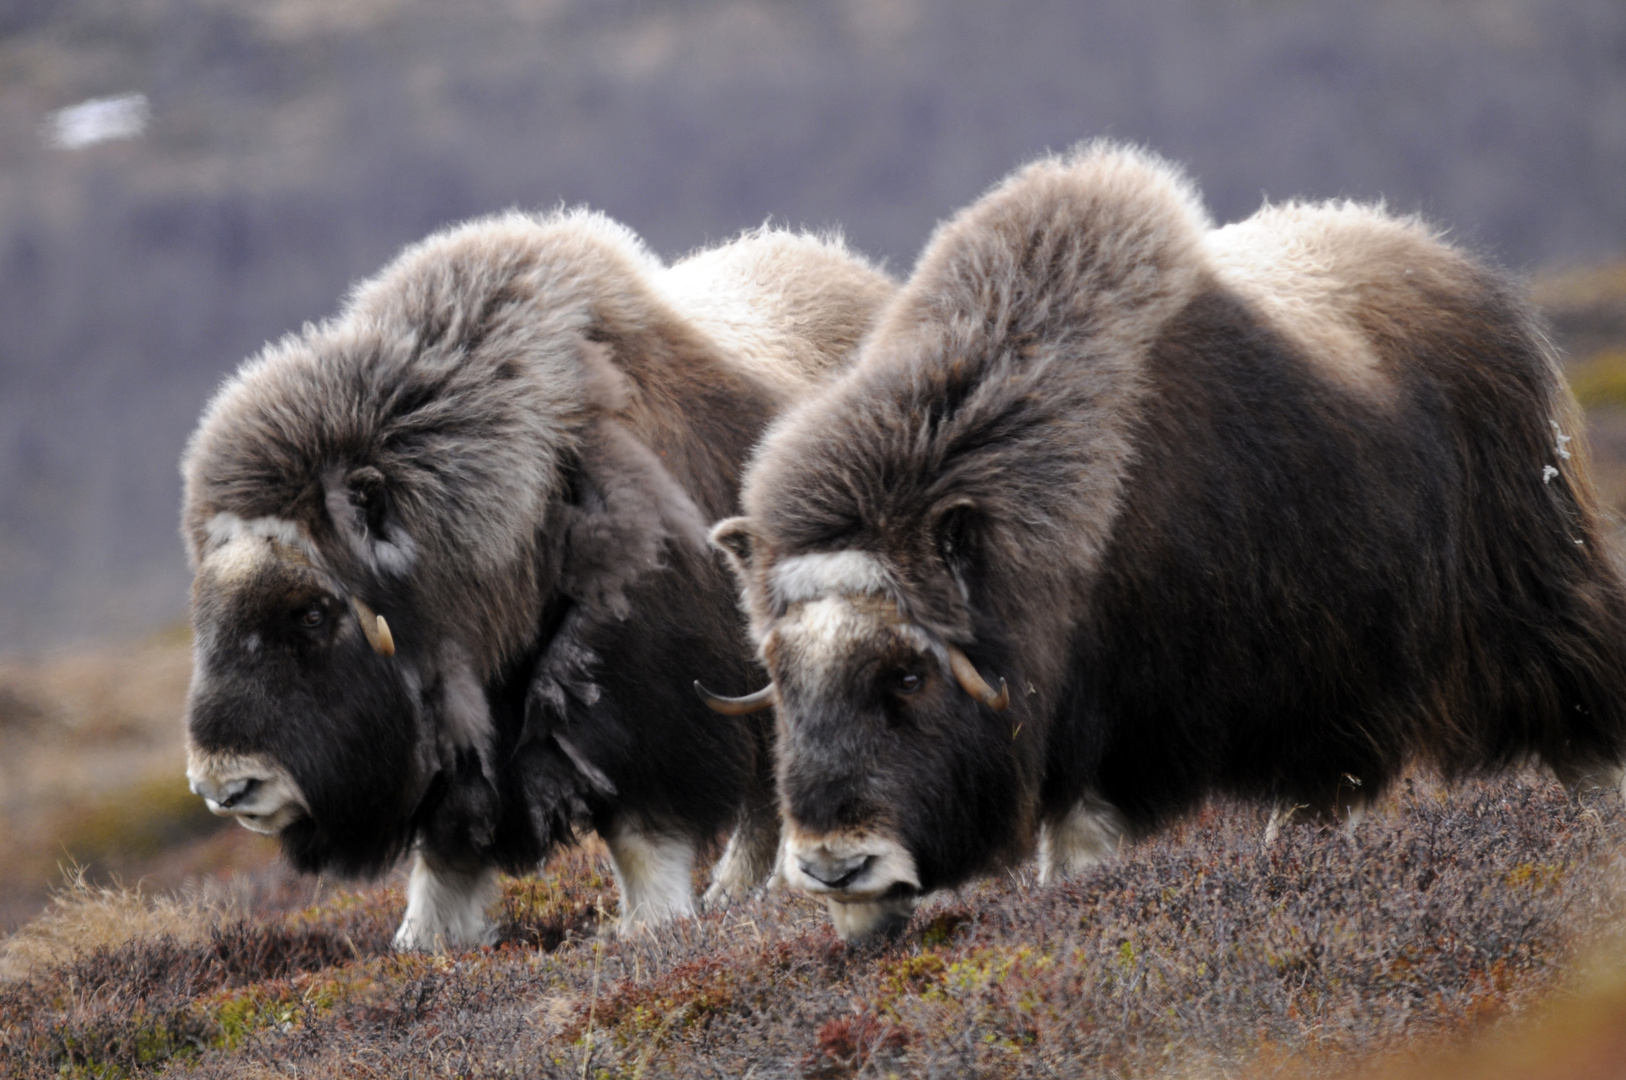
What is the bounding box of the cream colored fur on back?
[663,226,894,402]
[1205,201,1457,395]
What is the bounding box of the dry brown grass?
[0,869,228,983]
[1538,259,1626,410]
[1276,936,1626,1080]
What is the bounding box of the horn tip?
[374,614,396,658]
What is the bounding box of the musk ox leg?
[1038,795,1127,884]
[702,802,782,908]
[605,822,696,933]
[826,896,916,943]
[1262,802,1303,846]
[393,851,500,952]
[1263,788,1368,846]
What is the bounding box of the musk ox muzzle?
[186,746,309,835]
[781,825,921,941]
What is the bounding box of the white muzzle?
[185,746,309,835]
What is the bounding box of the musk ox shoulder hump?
[1203,200,1476,396]
[873,141,1212,362]
[183,209,653,566]
[341,207,668,385]
[741,144,1216,608]
[660,227,896,401]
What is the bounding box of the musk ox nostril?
[218,777,260,810]
[798,853,873,888]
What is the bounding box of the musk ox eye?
[298,604,325,629]
[893,670,923,696]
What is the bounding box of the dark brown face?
[185,523,424,876]
[757,554,1030,939]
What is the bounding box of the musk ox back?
[710,144,1626,941]
[182,210,893,948]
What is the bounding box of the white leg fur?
[1038,795,1126,884]
[1263,802,1301,846]
[826,896,916,942]
[605,823,696,933]
[1341,797,1367,836]
[393,852,499,952]
[702,809,781,908]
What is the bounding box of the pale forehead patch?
[772,550,894,606]
[199,513,320,586]
[206,511,308,551]
[200,532,279,586]
[770,593,942,685]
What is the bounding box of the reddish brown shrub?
[803,1010,913,1077]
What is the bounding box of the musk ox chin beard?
[268,750,429,880]
[276,809,419,878]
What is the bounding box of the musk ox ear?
[323,465,416,577]
[709,517,756,574]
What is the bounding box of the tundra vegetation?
[0,773,1623,1077]
[1,266,1625,1077]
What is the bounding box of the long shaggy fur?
[721,143,1626,900]
[181,209,893,894]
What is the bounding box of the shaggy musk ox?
[181,210,893,948]
[707,144,1626,941]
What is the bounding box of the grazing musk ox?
[182,210,894,948]
[705,144,1626,940]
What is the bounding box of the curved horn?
[351,597,396,658]
[946,645,1009,711]
[693,680,777,716]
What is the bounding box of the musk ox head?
[707,508,1041,940]
[180,211,646,876]
[183,515,425,871]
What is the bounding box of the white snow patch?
[46,94,150,149]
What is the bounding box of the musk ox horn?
[693,680,777,715]
[947,645,1009,711]
[351,597,396,658]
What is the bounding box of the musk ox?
[705,144,1626,941]
[181,209,894,948]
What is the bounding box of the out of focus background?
[1,0,1625,928]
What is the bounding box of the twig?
[582,939,602,1080]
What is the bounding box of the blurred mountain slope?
[1,0,1624,651]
